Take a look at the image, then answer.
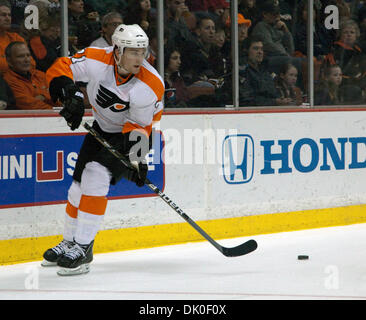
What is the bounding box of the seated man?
[239,36,293,106]
[3,41,55,110]
[0,0,30,75]
[251,0,302,77]
[90,12,123,48]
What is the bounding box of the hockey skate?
[41,239,76,267]
[57,241,94,276]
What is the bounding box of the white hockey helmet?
[112,24,149,54]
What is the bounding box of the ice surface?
[1,223,366,300]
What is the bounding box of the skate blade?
[41,260,57,267]
[57,264,90,276]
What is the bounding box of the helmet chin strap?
[114,48,130,76]
[117,63,130,76]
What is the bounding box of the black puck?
[297,255,309,260]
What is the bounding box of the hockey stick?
[83,122,258,257]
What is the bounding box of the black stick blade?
[222,239,258,257]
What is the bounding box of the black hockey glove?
[94,131,150,187]
[50,76,85,131]
[129,160,148,187]
[126,131,150,187]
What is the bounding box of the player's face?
[119,47,146,74]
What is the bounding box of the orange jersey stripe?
[46,57,73,85]
[46,47,114,86]
[153,109,163,123]
[83,47,114,66]
[135,65,164,102]
[66,201,78,219]
[79,195,108,216]
[122,121,152,136]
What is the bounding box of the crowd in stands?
[1,0,366,110]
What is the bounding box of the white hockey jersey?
[46,46,164,135]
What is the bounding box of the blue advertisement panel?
[0,131,164,208]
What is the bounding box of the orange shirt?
[0,32,36,75]
[4,68,54,110]
[0,32,26,75]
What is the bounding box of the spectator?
[357,3,366,51]
[90,12,123,47]
[183,15,226,84]
[3,41,55,110]
[325,19,366,90]
[239,36,292,106]
[206,0,229,26]
[239,0,261,30]
[165,0,197,54]
[214,25,226,51]
[0,0,30,75]
[10,0,29,30]
[164,47,216,108]
[124,0,155,32]
[146,23,170,68]
[83,0,128,17]
[29,15,61,72]
[68,0,101,51]
[185,0,209,13]
[315,64,343,105]
[250,0,302,78]
[19,1,59,43]
[164,47,190,107]
[293,0,333,90]
[274,63,303,105]
[0,73,15,109]
[223,13,252,68]
[294,0,333,59]
[276,0,294,30]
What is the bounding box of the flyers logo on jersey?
[96,84,130,113]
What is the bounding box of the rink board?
[1,109,366,264]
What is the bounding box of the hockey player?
[41,24,164,276]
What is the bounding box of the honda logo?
[222,134,254,184]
